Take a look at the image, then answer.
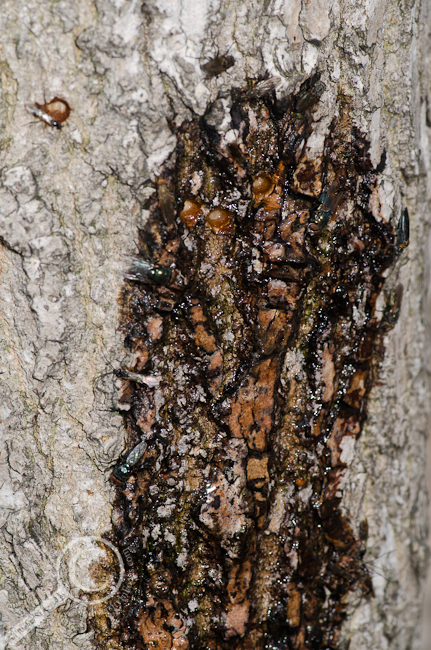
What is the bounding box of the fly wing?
[125,441,147,468]
[124,257,153,282]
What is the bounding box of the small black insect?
[307,185,343,235]
[125,258,172,285]
[111,464,132,483]
[201,54,235,79]
[397,208,409,249]
[111,440,147,484]
[295,72,326,113]
[26,104,62,129]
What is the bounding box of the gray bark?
[0,0,429,649]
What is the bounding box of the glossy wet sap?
[93,78,402,650]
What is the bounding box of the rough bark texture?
[0,1,430,650]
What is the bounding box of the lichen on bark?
[89,78,401,650]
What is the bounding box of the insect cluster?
[91,73,406,650]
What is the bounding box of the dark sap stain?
[89,75,402,650]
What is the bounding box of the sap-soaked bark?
[89,84,398,649]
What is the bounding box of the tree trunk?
[0,1,429,649]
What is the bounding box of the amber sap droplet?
[252,174,273,196]
[307,222,322,234]
[180,199,202,227]
[206,208,233,234]
[37,97,71,124]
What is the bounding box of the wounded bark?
[90,78,404,649]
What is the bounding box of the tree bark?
[0,1,429,649]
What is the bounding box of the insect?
[245,76,281,99]
[307,184,343,234]
[397,208,409,249]
[201,54,235,79]
[125,258,173,285]
[157,180,176,226]
[295,72,326,113]
[26,104,62,129]
[26,96,71,129]
[381,284,403,331]
[116,369,161,387]
[97,352,160,394]
[111,440,148,484]
[359,519,368,542]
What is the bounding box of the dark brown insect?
[36,97,71,126]
[397,207,409,249]
[381,283,404,330]
[201,54,235,79]
[295,72,326,112]
[157,179,176,226]
[245,76,281,99]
